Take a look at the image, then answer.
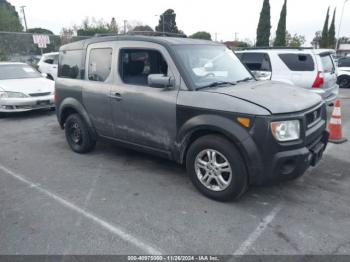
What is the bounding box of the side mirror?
[148,74,175,88]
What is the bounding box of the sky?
[8,0,350,45]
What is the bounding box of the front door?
[110,42,180,151]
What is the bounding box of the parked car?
[337,56,350,88]
[55,36,328,201]
[38,52,59,81]
[0,62,55,116]
[236,48,339,106]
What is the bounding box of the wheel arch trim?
[57,97,97,138]
[175,114,263,182]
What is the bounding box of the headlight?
[271,120,300,142]
[0,91,28,98]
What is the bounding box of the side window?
[278,53,315,71]
[119,49,168,86]
[88,48,112,82]
[58,50,83,79]
[339,58,350,67]
[44,56,54,64]
[241,53,271,71]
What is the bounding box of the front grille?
[305,106,322,128]
[29,92,51,97]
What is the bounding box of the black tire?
[338,75,350,88]
[0,113,6,119]
[65,113,96,153]
[186,135,248,201]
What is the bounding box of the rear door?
[82,42,115,137]
[277,53,316,88]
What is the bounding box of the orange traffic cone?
[328,100,347,144]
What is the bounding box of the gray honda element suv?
[55,36,329,201]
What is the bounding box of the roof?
[236,48,336,55]
[60,35,220,51]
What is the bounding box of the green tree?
[0,1,23,32]
[286,32,305,47]
[27,28,54,35]
[190,31,212,40]
[132,25,154,32]
[274,0,287,46]
[328,9,336,48]
[75,17,115,36]
[320,7,330,48]
[109,18,118,33]
[155,9,180,34]
[256,0,271,47]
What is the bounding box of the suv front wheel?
[65,113,96,153]
[186,135,248,201]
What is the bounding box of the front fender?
[58,97,96,137]
[176,114,263,181]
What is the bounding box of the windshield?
[0,64,41,80]
[174,45,253,89]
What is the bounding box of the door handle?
[110,92,122,101]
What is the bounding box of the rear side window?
[278,53,314,71]
[88,48,112,82]
[338,58,350,67]
[119,49,168,86]
[43,54,58,65]
[241,53,271,71]
[58,50,83,79]
[320,55,334,73]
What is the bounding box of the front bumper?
[0,95,54,112]
[248,103,329,185]
[266,131,329,182]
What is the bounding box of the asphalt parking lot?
[1,89,350,255]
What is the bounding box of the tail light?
[312,72,324,88]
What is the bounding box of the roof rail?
[94,31,187,38]
[238,46,315,51]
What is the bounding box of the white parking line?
[0,164,162,255]
[233,204,282,256]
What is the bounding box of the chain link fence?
[0,31,90,65]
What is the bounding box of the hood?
[204,81,322,114]
[0,77,54,95]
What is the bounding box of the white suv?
[38,52,59,81]
[236,48,339,106]
[337,57,350,88]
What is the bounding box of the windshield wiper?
[196,81,236,91]
[236,77,254,83]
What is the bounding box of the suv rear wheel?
[338,75,350,88]
[65,113,96,153]
[186,135,248,201]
